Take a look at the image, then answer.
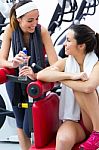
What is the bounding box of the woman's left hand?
[19,66,36,80]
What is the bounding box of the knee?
[56,129,75,149]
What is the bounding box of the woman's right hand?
[12,51,28,68]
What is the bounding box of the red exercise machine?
[0,67,81,149]
[27,81,81,150]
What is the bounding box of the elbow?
[37,72,48,82]
[37,72,44,80]
[37,71,53,82]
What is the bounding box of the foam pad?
[32,92,59,148]
[0,68,15,84]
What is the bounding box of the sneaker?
[79,131,99,150]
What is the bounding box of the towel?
[12,24,45,69]
[59,52,98,121]
[6,24,46,106]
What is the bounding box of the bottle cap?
[23,47,27,54]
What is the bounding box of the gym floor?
[0,135,34,150]
[0,141,21,150]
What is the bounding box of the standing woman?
[37,24,99,150]
[0,1,58,150]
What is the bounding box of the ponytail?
[10,3,19,30]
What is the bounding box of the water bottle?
[18,47,28,81]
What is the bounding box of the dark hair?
[70,24,99,58]
[10,0,32,30]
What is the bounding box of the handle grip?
[27,80,54,99]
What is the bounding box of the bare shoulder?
[40,25,49,36]
[88,61,99,88]
[1,24,13,55]
[89,61,99,79]
[3,24,13,39]
[52,58,66,71]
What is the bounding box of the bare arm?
[0,25,29,69]
[37,58,88,82]
[0,24,13,68]
[61,62,99,93]
[37,58,65,82]
[41,26,58,65]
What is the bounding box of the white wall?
[34,0,58,28]
[82,8,99,33]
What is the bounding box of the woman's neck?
[75,53,86,71]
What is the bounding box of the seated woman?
[37,24,99,150]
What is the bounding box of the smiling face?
[64,29,86,58]
[17,9,39,33]
[64,29,79,56]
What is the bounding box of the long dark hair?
[70,24,99,58]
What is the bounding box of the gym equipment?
[51,0,99,58]
[0,67,80,148]
[27,80,80,150]
[0,68,18,142]
[0,0,99,146]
